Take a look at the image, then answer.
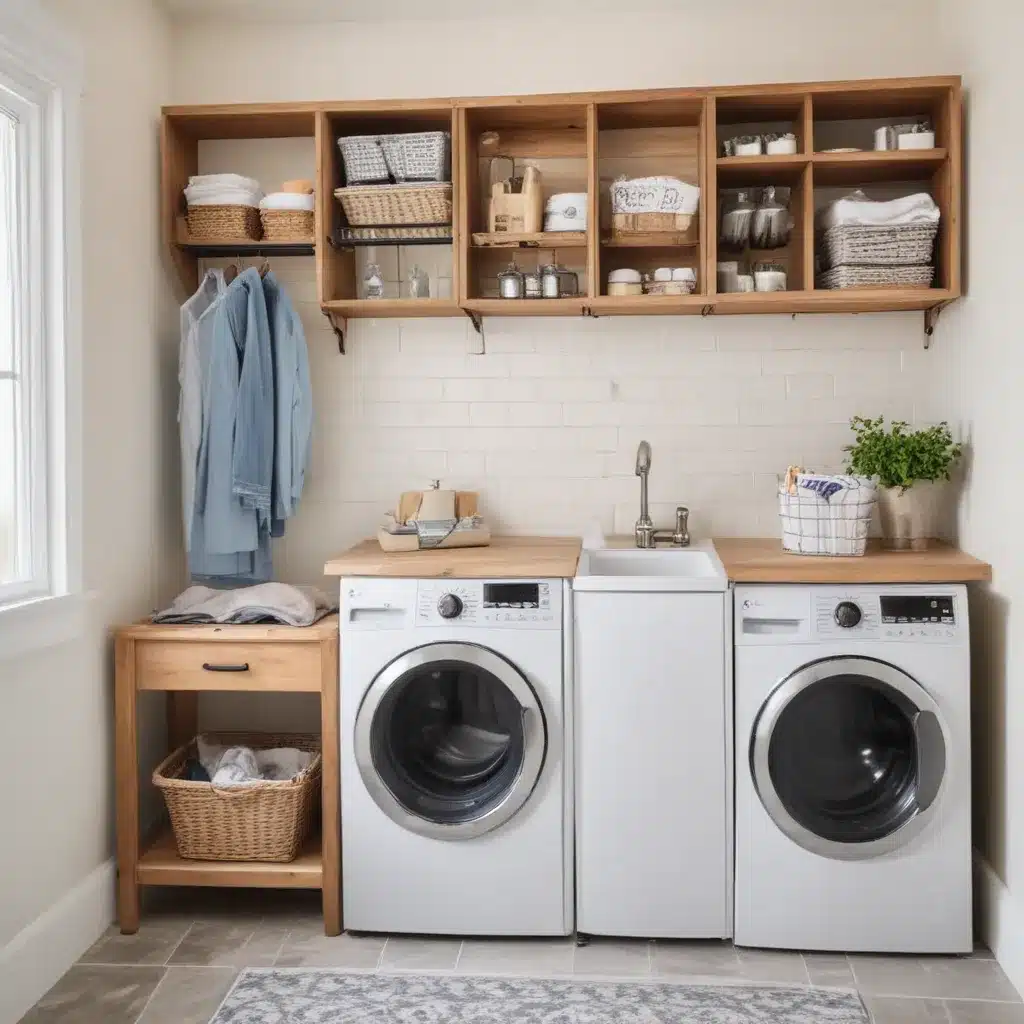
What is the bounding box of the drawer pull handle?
[201,662,250,673]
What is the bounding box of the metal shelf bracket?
[923,303,947,349]
[464,310,485,354]
[701,304,715,317]
[323,311,347,354]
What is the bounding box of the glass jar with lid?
[498,262,524,299]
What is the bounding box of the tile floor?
[18,891,1024,1023]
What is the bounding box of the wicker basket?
[380,131,451,183]
[337,224,452,242]
[817,264,935,289]
[819,222,938,269]
[334,183,452,226]
[187,205,262,242]
[778,475,877,556]
[337,135,390,184]
[153,732,321,863]
[260,208,315,242]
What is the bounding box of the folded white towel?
[818,190,939,230]
[188,173,261,192]
[259,192,315,212]
[185,174,264,209]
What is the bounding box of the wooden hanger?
[259,257,271,279]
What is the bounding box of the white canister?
[754,269,787,292]
[765,135,798,155]
[897,130,936,150]
[874,126,891,151]
[544,192,588,232]
[734,139,763,157]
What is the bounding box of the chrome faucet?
[634,440,690,549]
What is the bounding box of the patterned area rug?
[208,971,870,1023]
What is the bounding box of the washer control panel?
[814,593,959,641]
[416,580,560,628]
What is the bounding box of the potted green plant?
[844,416,963,550]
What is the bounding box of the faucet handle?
[674,506,690,547]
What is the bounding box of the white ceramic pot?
[876,479,949,550]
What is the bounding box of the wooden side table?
[113,616,341,935]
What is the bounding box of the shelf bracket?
[583,305,598,318]
[701,304,715,317]
[323,311,347,354]
[464,310,485,354]
[923,303,946,349]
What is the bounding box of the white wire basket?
[778,474,877,556]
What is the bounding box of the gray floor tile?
[78,917,193,966]
[456,938,575,977]
[274,930,386,969]
[851,956,1022,1002]
[135,966,238,1024]
[20,964,165,1023]
[945,1001,1024,1023]
[651,940,743,979]
[168,920,288,967]
[573,939,652,977]
[863,994,950,1022]
[735,948,811,984]
[379,937,463,971]
[805,953,857,988]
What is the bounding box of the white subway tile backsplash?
[268,311,935,578]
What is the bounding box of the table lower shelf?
[137,828,323,889]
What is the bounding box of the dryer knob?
[437,593,464,619]
[834,601,863,628]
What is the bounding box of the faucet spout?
[635,440,651,476]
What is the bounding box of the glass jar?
[498,262,524,299]
[363,262,384,299]
[541,264,560,298]
[523,271,543,299]
[719,189,757,249]
[406,264,430,299]
[751,185,792,249]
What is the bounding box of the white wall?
[934,0,1024,994]
[0,1,178,1018]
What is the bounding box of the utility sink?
[574,541,728,592]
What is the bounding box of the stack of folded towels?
[816,190,941,290]
[184,172,263,209]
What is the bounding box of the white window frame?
[0,2,83,656]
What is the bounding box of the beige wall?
[934,0,1024,986]
[0,0,178,956]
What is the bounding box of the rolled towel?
[259,191,315,212]
[282,179,314,194]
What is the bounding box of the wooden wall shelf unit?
[161,76,961,344]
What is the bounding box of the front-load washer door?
[354,641,547,841]
[751,655,948,861]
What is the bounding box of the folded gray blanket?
[153,583,337,627]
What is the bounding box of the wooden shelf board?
[322,298,461,318]
[463,297,588,317]
[471,231,587,248]
[137,829,323,888]
[602,233,699,248]
[179,240,315,258]
[716,154,809,184]
[714,288,954,314]
[590,294,707,316]
[812,148,947,185]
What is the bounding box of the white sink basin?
[574,542,728,592]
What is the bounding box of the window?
[0,8,82,618]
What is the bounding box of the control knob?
[834,601,863,629]
[437,593,464,619]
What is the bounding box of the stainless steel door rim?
[354,642,547,840]
[751,655,949,861]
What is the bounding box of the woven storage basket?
[817,264,935,289]
[380,131,451,183]
[187,205,262,242]
[819,222,938,268]
[778,475,877,556]
[260,208,315,242]
[153,732,321,863]
[338,224,452,242]
[337,135,390,184]
[334,183,452,226]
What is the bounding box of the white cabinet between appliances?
[573,546,730,939]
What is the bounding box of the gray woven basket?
[817,264,935,289]
[819,222,938,269]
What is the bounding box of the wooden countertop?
[324,536,583,579]
[117,615,339,641]
[714,538,992,584]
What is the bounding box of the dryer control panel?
[736,584,967,645]
[415,579,561,628]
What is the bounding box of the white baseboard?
[974,850,1024,998]
[0,859,115,1024]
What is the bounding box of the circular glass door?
[354,642,547,840]
[751,656,948,860]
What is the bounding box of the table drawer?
[136,641,322,692]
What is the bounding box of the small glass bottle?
[363,262,384,299]
[407,264,430,299]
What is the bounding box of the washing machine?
[734,583,971,953]
[339,576,573,936]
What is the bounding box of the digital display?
[880,595,955,625]
[483,583,541,609]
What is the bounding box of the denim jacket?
[262,271,312,532]
[189,268,274,582]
